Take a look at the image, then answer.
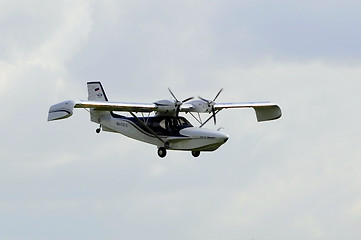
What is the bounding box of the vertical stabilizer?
[87,81,111,124]
[87,81,108,101]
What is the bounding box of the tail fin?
[87,81,108,101]
[87,81,111,124]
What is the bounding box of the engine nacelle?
[186,99,212,113]
[154,99,178,115]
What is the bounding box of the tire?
[192,151,200,157]
[158,147,167,158]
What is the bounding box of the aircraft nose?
[217,131,229,143]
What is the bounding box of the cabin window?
[159,119,166,129]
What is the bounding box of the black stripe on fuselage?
[110,113,190,137]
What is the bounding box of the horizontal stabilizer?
[48,100,75,121]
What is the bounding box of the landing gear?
[96,126,101,134]
[158,147,167,158]
[192,151,200,157]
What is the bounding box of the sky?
[1,0,361,239]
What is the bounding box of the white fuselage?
[98,113,229,151]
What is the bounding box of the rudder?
[87,81,109,101]
[87,81,111,124]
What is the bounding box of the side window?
[160,119,166,129]
[179,117,192,127]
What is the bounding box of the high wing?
[47,100,159,121]
[48,99,195,121]
[75,100,158,112]
[48,80,281,123]
[181,100,282,122]
[74,100,194,113]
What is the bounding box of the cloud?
[209,0,361,63]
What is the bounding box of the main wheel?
[158,147,167,158]
[192,151,200,157]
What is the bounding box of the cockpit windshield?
[159,117,191,130]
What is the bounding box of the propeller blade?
[198,89,223,125]
[182,96,194,103]
[212,107,217,125]
[198,96,211,104]
[213,88,223,101]
[168,88,194,116]
[168,88,179,102]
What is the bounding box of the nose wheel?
[192,151,200,157]
[158,147,167,158]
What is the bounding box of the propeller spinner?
[198,88,223,124]
[168,88,194,116]
[154,89,194,116]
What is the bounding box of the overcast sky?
[1,0,361,239]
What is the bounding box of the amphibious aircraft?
[48,82,282,157]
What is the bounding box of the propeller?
[198,88,223,125]
[168,88,194,116]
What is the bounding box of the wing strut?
[200,110,222,128]
[189,112,203,125]
[128,111,169,148]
